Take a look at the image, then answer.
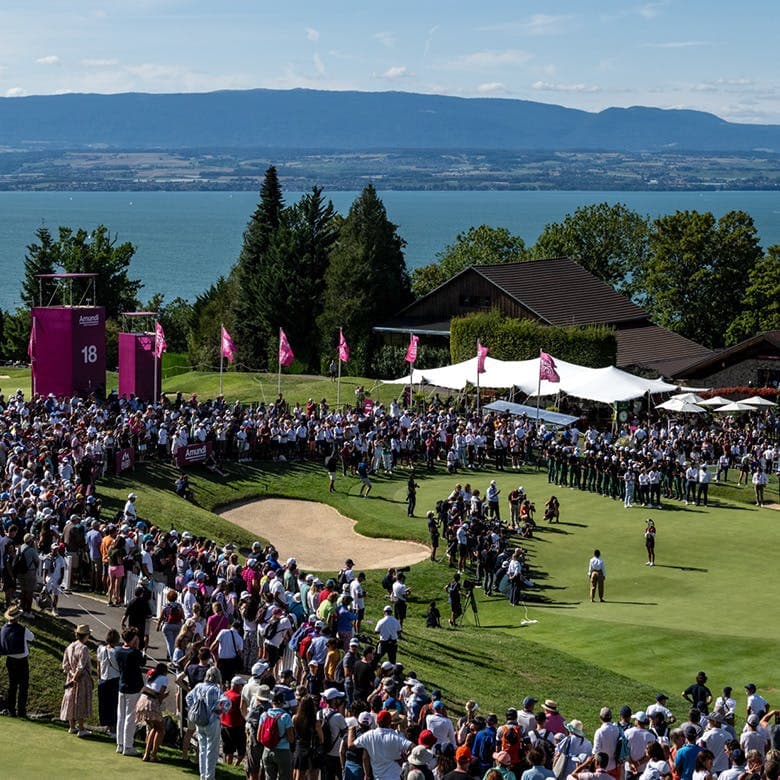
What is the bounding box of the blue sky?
[2,0,778,123]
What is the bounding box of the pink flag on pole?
[477,340,489,374]
[154,321,167,359]
[221,325,237,363]
[278,328,295,367]
[28,317,35,359]
[539,351,560,383]
[404,333,419,363]
[338,328,350,363]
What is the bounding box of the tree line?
[413,203,779,349]
[2,175,777,376]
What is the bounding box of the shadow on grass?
[655,564,709,572]
[601,599,659,606]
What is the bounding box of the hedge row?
[450,310,617,367]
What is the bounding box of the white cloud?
[532,80,601,93]
[424,25,439,58]
[477,82,509,95]
[383,65,413,79]
[374,31,396,48]
[451,49,534,68]
[36,55,61,65]
[313,53,325,76]
[637,1,668,19]
[81,58,119,67]
[480,14,573,35]
[5,87,25,97]
[306,28,320,42]
[643,41,711,49]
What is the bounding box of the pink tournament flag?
[154,321,167,359]
[221,325,237,363]
[27,317,36,359]
[404,333,419,363]
[477,340,489,374]
[278,328,295,367]
[539,350,560,383]
[338,328,350,363]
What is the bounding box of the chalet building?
[375,257,713,376]
[670,330,780,388]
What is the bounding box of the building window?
[459,294,491,309]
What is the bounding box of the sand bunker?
[220,498,430,571]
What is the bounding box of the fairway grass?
[0,719,242,779]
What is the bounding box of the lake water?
[0,190,778,310]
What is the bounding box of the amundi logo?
[78,314,100,326]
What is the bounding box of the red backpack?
[259,712,283,749]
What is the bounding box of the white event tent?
[385,354,682,404]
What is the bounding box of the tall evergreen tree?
[318,184,411,375]
[21,226,56,307]
[232,165,284,369]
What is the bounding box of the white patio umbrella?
[697,395,733,407]
[741,395,778,407]
[712,401,754,413]
[655,398,706,413]
[671,392,706,404]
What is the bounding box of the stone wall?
[697,358,780,388]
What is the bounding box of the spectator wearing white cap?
[699,712,729,774]
[740,714,768,756]
[319,688,348,780]
[375,605,402,665]
[123,492,138,523]
[624,711,657,780]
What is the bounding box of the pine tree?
[318,184,411,375]
[232,165,284,369]
[21,226,57,308]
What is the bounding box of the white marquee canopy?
[384,354,684,404]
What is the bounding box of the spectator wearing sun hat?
[405,745,437,780]
[543,700,566,734]
[1,605,34,718]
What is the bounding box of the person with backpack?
[530,711,556,770]
[0,604,34,718]
[553,720,592,780]
[497,709,525,777]
[319,687,349,780]
[473,714,499,774]
[259,690,296,780]
[156,589,184,661]
[186,666,231,780]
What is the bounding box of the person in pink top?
[543,700,567,734]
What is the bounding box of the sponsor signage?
[176,441,212,467]
[115,447,135,474]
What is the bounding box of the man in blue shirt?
[674,726,702,780]
[472,714,498,773]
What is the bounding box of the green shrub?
[370,344,451,379]
[450,310,616,367]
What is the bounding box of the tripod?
[464,586,480,626]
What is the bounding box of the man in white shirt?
[646,694,676,725]
[350,572,366,632]
[211,620,244,682]
[745,684,768,718]
[593,708,620,773]
[351,709,412,780]
[624,711,657,779]
[391,573,410,626]
[696,465,712,507]
[375,605,402,665]
[123,493,138,523]
[426,700,457,748]
[684,463,698,505]
[699,712,730,775]
[588,550,606,603]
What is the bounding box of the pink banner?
[338,328,350,363]
[404,334,419,363]
[539,351,561,383]
[364,398,375,415]
[176,441,213,468]
[221,325,237,363]
[279,328,294,367]
[477,340,489,374]
[115,447,135,474]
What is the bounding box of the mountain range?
[1,88,779,153]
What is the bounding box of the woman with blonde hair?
[61,623,94,737]
[135,662,169,762]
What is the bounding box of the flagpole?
[337,328,342,409]
[476,338,481,418]
[535,348,542,425]
[408,331,414,410]
[153,318,159,406]
[219,324,224,397]
[277,327,282,398]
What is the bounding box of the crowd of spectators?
[0,384,778,779]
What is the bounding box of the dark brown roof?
[671,329,780,378]
[615,324,713,371]
[474,258,649,326]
